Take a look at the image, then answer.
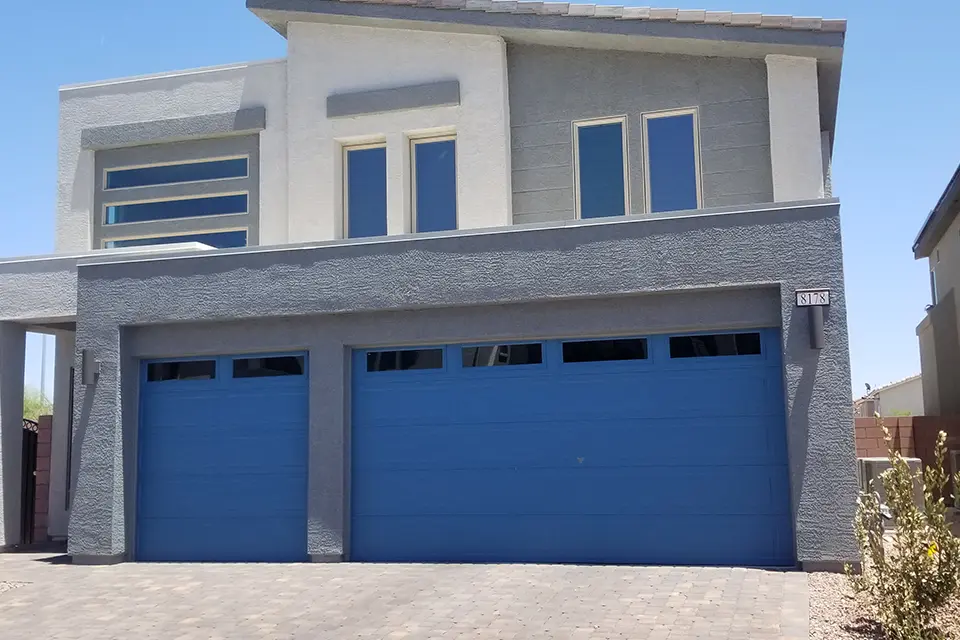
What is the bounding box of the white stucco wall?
[876,377,925,417]
[285,22,512,241]
[56,60,289,253]
[765,54,825,202]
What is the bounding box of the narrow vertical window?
[642,108,701,213]
[344,144,387,239]
[573,117,628,220]
[931,268,938,305]
[412,137,457,233]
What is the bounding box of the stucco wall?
[68,199,857,565]
[56,60,288,252]
[285,21,512,240]
[875,378,924,417]
[507,44,773,224]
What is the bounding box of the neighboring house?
[0,1,855,570]
[914,164,960,417]
[854,375,924,417]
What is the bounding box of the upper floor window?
[412,136,457,233]
[105,230,247,250]
[344,143,388,239]
[94,136,258,250]
[642,108,702,214]
[105,158,247,189]
[573,117,628,220]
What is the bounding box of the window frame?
[342,140,388,240]
[410,133,459,233]
[640,107,703,214]
[94,135,259,250]
[458,341,546,371]
[571,115,630,220]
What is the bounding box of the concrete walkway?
[0,553,808,639]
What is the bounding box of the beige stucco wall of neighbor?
[285,21,512,241]
[874,377,924,417]
[56,60,289,253]
[930,212,960,306]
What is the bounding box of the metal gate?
[20,418,38,545]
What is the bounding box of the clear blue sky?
[1,0,957,400]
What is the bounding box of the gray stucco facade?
[66,199,857,566]
[508,44,773,225]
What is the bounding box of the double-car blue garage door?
[137,353,308,562]
[352,329,794,567]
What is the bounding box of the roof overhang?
[914,164,960,259]
[247,0,845,132]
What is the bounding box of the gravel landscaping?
[809,572,960,640]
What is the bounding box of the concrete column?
[765,55,825,202]
[67,324,126,563]
[47,331,75,539]
[0,322,26,547]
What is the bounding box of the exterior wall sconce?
[796,289,830,350]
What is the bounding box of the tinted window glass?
[106,158,247,189]
[669,333,762,358]
[414,139,457,233]
[562,338,647,363]
[577,121,626,219]
[646,113,699,213]
[105,230,247,249]
[105,194,247,224]
[367,349,443,372]
[233,356,305,378]
[346,146,387,238]
[462,344,543,367]
[147,360,216,381]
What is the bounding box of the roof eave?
[246,0,845,52]
[913,164,960,260]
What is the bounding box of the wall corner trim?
[80,107,267,150]
[327,80,460,119]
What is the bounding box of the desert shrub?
[846,415,960,640]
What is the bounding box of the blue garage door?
[351,329,793,567]
[137,353,308,562]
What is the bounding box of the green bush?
[846,415,960,640]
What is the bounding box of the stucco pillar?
[47,331,75,539]
[67,324,125,563]
[0,322,26,547]
[765,55,825,202]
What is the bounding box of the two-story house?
[914,164,960,417]
[0,0,855,570]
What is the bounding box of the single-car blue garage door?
[351,329,793,567]
[137,353,308,562]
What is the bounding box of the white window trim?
[102,155,250,191]
[640,107,703,214]
[342,141,388,239]
[571,115,630,220]
[100,226,248,249]
[410,134,459,233]
[102,190,249,226]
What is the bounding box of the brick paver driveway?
[0,553,808,639]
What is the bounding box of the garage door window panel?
[233,355,306,378]
[669,332,763,359]
[146,360,216,382]
[366,348,444,373]
[461,343,544,368]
